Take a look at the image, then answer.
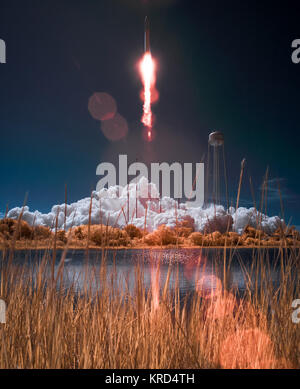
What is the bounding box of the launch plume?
[139,17,157,141]
[6,176,283,235]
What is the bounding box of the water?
[1,248,290,297]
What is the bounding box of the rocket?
[144,16,150,53]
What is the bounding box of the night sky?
[0,0,299,227]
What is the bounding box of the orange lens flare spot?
[195,274,222,298]
[88,92,117,121]
[101,113,128,141]
[220,328,275,369]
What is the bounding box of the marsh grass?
[0,241,299,369]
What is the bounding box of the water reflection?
[4,248,285,297]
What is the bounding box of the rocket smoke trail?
[139,16,156,141]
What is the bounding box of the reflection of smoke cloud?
[6,177,282,234]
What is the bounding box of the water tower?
[206,131,229,208]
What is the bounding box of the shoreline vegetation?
[0,216,299,368]
[1,217,300,251]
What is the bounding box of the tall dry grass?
[0,243,299,369]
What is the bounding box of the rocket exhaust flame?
[139,17,157,142]
[140,52,156,141]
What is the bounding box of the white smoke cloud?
[6,176,282,234]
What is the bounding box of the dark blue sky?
[0,0,299,227]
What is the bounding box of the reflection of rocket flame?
[151,264,160,311]
[139,16,156,142]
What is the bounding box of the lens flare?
[220,328,275,369]
[139,52,156,141]
[88,92,117,121]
